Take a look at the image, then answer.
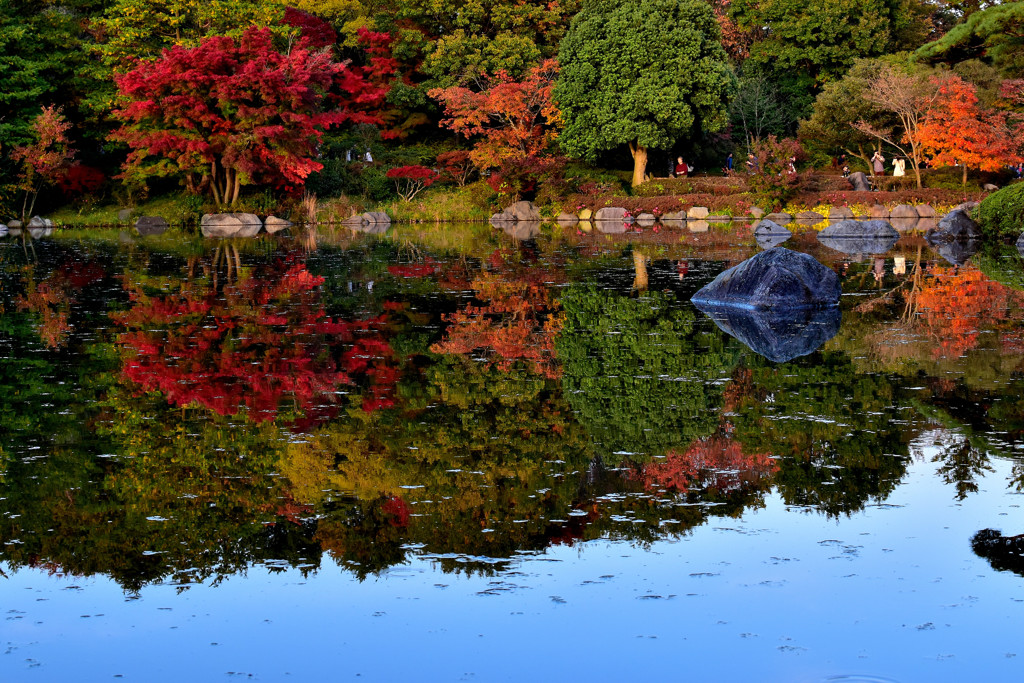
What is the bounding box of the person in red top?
[674,156,689,177]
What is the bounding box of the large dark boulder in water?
[817,219,899,255]
[694,303,841,363]
[928,209,980,241]
[691,248,840,310]
[928,238,978,266]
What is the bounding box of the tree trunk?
[629,143,648,188]
[632,250,649,291]
[962,163,968,186]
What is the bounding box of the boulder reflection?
[693,302,841,362]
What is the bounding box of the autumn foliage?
[10,106,75,220]
[113,27,390,206]
[915,265,1024,359]
[429,59,560,170]
[385,164,438,201]
[430,249,564,379]
[917,75,1021,185]
[113,252,401,423]
[641,437,779,494]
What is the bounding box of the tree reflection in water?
[1,239,1024,588]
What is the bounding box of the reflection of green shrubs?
[976,182,1024,240]
[558,285,737,462]
[975,243,1024,291]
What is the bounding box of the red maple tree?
[113,27,390,206]
[918,74,1021,185]
[10,106,75,220]
[113,252,401,424]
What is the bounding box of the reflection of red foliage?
[642,437,778,494]
[16,260,107,348]
[113,253,399,424]
[916,266,1023,358]
[381,496,411,528]
[430,250,564,378]
[387,258,438,278]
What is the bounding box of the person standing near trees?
[872,150,886,175]
[892,157,906,177]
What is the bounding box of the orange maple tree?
[428,59,561,169]
[918,74,1021,185]
[429,248,563,378]
[640,436,779,494]
[915,265,1023,358]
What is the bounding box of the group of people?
[831,152,906,177]
[871,150,906,177]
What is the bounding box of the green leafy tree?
[557,283,737,463]
[798,58,901,169]
[730,0,933,124]
[915,2,1024,77]
[554,0,734,187]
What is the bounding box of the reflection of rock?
[848,172,872,191]
[595,218,628,234]
[501,220,541,240]
[264,216,293,234]
[660,212,685,229]
[795,210,825,226]
[635,213,656,227]
[972,529,1024,576]
[135,216,169,236]
[688,219,709,233]
[691,247,840,310]
[818,219,899,255]
[753,219,791,250]
[890,204,919,232]
[828,206,854,220]
[926,235,979,266]
[925,209,981,265]
[489,213,515,228]
[556,212,579,227]
[201,212,262,238]
[818,234,899,256]
[694,303,841,363]
[577,220,593,233]
[0,223,7,237]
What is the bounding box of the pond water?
[2,223,1024,681]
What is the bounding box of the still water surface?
[2,223,1024,681]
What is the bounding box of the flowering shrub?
[386,164,438,201]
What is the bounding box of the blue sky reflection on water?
[4,446,1023,683]
[4,231,1024,682]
